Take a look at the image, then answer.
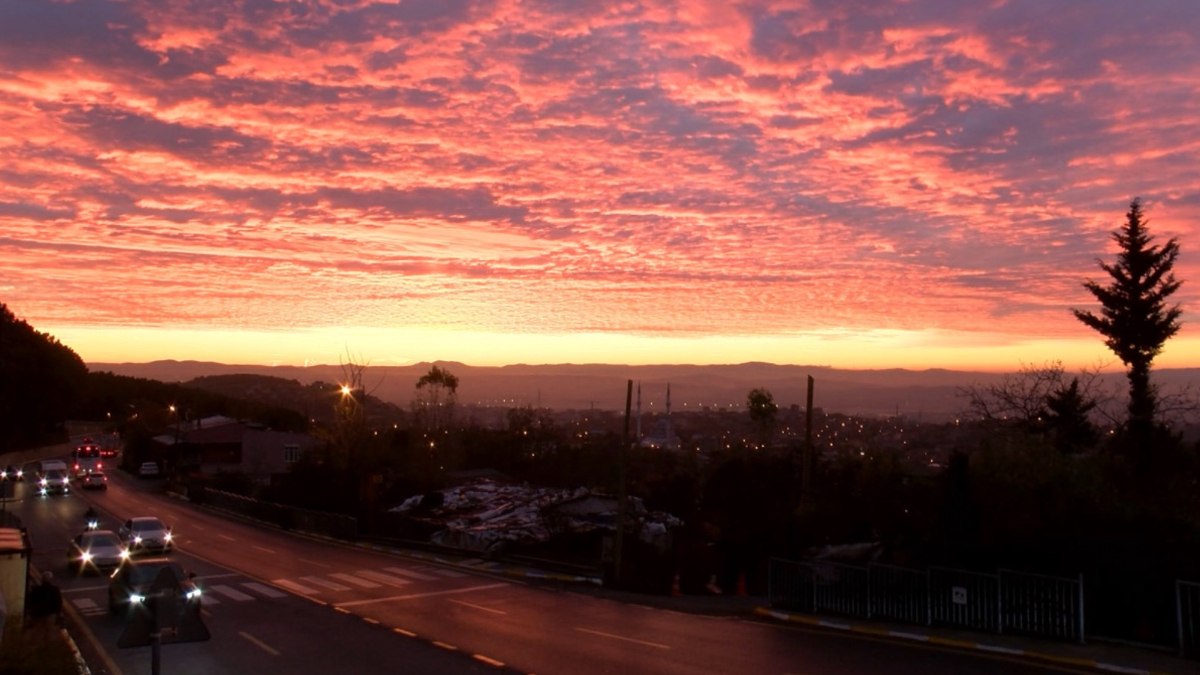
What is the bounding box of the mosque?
[635,383,681,451]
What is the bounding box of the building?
[156,417,321,485]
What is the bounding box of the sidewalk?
[753,607,1195,675]
[470,560,1196,675]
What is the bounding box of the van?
[39,460,68,474]
[38,468,70,495]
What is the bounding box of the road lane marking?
[433,641,458,651]
[449,599,507,615]
[384,566,439,581]
[299,558,332,568]
[217,534,236,541]
[195,572,241,581]
[473,654,505,668]
[272,578,319,595]
[337,583,510,608]
[354,570,412,587]
[252,545,276,554]
[301,575,351,591]
[70,598,103,617]
[240,631,281,656]
[330,572,381,588]
[394,628,417,637]
[244,582,288,598]
[574,627,670,650]
[209,585,254,601]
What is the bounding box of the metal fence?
[1180,580,1200,658]
[769,558,1086,643]
[930,566,1001,634]
[999,569,1084,642]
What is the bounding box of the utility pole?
[613,379,632,587]
[802,375,815,509]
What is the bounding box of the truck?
[72,442,103,477]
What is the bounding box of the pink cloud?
[2,0,1199,366]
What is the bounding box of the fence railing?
[195,486,358,540]
[1180,580,1200,659]
[769,558,1085,643]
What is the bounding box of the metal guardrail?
[196,487,358,540]
[999,568,1084,642]
[768,558,1086,644]
[930,566,1000,633]
[869,562,928,625]
[1180,580,1200,658]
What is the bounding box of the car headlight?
[81,551,93,563]
[133,535,143,544]
[164,532,173,542]
[130,593,146,605]
[39,478,48,487]
[119,549,130,560]
[185,588,202,601]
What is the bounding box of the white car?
[68,530,129,574]
[119,516,174,555]
[38,468,71,495]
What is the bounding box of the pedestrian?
[26,570,62,644]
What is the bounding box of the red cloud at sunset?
[2,0,1199,370]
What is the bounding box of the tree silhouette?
[746,388,777,448]
[0,303,88,451]
[413,365,459,469]
[1073,198,1182,443]
[1043,378,1099,455]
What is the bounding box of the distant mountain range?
[87,360,1200,421]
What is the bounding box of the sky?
[3,0,1200,372]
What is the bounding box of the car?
[119,516,174,555]
[108,557,201,615]
[81,471,108,490]
[138,461,160,478]
[67,530,128,574]
[38,468,71,496]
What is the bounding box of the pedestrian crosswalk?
[69,562,487,616]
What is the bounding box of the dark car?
[67,530,128,574]
[118,516,174,555]
[108,558,201,615]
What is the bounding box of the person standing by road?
[26,570,62,644]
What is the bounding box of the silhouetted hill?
[184,373,404,425]
[88,359,1200,421]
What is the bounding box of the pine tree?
[1073,198,1182,441]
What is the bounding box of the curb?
[28,563,93,675]
[753,608,1176,675]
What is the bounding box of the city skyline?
[3,1,1200,371]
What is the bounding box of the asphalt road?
[10,454,1096,675]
